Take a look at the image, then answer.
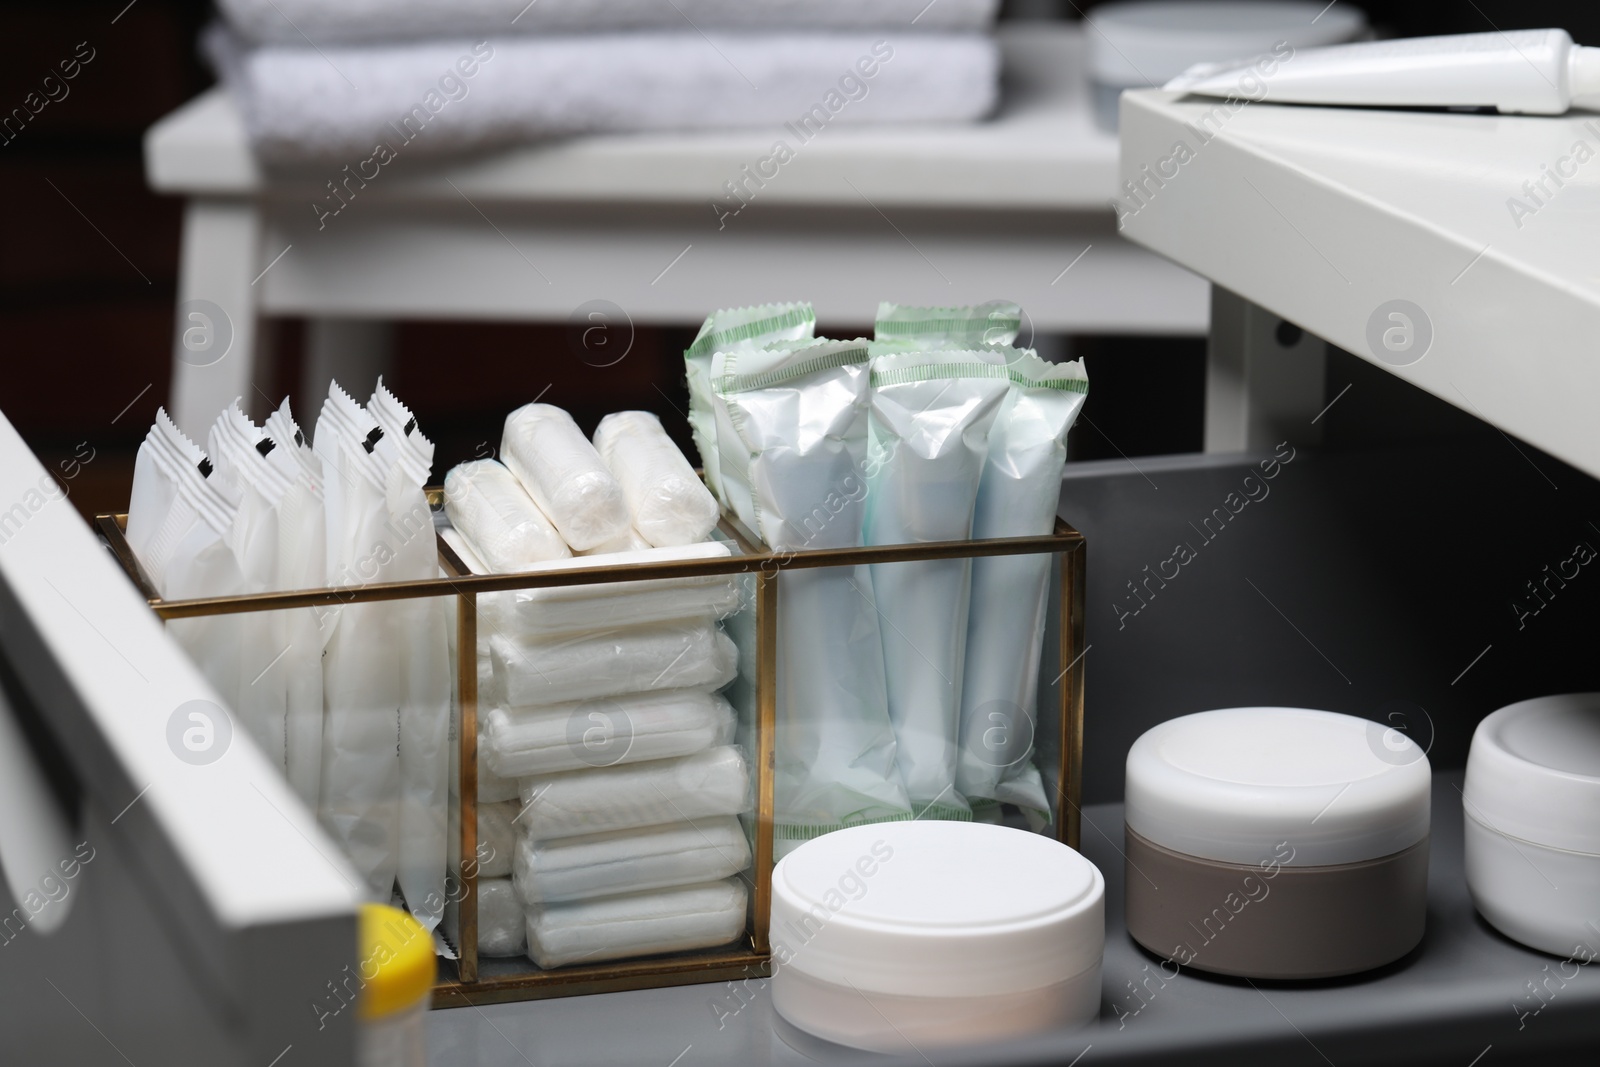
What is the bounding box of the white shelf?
[1118,88,1600,480]
[146,25,1121,209]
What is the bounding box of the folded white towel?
[206,30,1000,164]
[517,745,750,839]
[218,0,1000,46]
[477,877,528,957]
[477,800,519,877]
[526,877,748,968]
[484,688,735,777]
[490,620,737,707]
[513,816,750,903]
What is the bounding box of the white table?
[1117,87,1600,478]
[144,26,1209,438]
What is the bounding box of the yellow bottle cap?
[356,903,436,1021]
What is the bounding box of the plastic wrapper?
[684,301,815,498]
[478,800,520,878]
[515,745,750,840]
[483,689,735,778]
[710,338,912,846]
[443,458,570,570]
[525,878,747,968]
[872,299,1021,351]
[957,352,1088,813]
[863,349,1011,818]
[593,410,719,547]
[512,816,750,904]
[500,403,629,551]
[489,620,737,707]
[476,878,528,958]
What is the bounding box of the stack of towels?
[204,0,1003,164]
[443,405,754,968]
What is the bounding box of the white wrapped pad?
[526,878,747,968]
[512,816,751,904]
[478,800,519,878]
[444,459,570,571]
[489,621,737,707]
[501,403,629,551]
[477,878,528,958]
[484,689,736,778]
[594,411,720,547]
[516,746,750,840]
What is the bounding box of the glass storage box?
[97,498,1086,1006]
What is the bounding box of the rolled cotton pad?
[594,411,720,547]
[444,459,570,570]
[501,403,630,551]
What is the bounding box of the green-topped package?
[956,350,1088,824]
[872,299,1022,352]
[684,302,814,501]
[863,348,1015,821]
[711,338,912,854]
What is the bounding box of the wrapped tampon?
[483,689,736,778]
[512,816,751,904]
[864,349,1011,819]
[516,746,750,840]
[444,459,570,570]
[500,403,629,551]
[684,301,815,499]
[478,800,520,878]
[956,352,1088,813]
[476,878,528,957]
[489,621,737,707]
[593,411,719,547]
[526,878,748,968]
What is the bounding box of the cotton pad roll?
[594,411,720,547]
[489,620,737,707]
[513,816,751,904]
[477,878,528,958]
[526,878,748,969]
[516,745,751,840]
[501,403,629,551]
[771,822,1103,1053]
[444,459,570,570]
[483,689,736,778]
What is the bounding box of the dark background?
[5,0,1598,517]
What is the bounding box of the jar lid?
[1125,708,1431,866]
[1464,693,1600,855]
[771,823,1103,998]
[1086,1,1366,85]
[356,903,436,1021]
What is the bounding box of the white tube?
[593,411,720,547]
[501,404,629,551]
[1166,29,1600,115]
[443,459,570,570]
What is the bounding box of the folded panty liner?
[512,816,751,904]
[476,878,528,958]
[478,800,520,878]
[593,411,720,547]
[484,689,736,778]
[444,459,570,570]
[489,620,737,707]
[516,746,751,840]
[501,403,630,551]
[525,878,748,969]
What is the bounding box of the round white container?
[770,822,1104,1053]
[1463,693,1600,958]
[1124,707,1432,978]
[1086,1,1367,130]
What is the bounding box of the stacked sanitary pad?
[445,404,753,968]
[204,0,1002,164]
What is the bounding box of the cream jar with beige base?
[1124,707,1431,979]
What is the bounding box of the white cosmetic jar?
[1124,707,1432,979]
[1463,693,1600,957]
[770,822,1104,1053]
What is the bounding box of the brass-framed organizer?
[97,500,1085,1009]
